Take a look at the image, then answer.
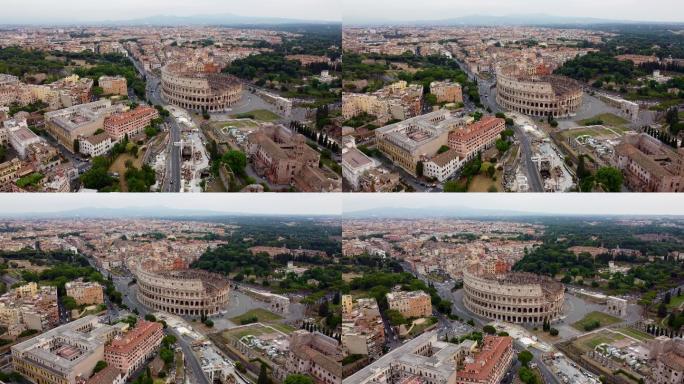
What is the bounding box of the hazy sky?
[343,0,684,22]
[343,194,684,216]
[0,194,341,216]
[0,0,341,23]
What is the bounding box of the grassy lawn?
[616,327,655,342]
[408,317,438,336]
[230,308,283,324]
[567,128,600,138]
[467,170,503,192]
[572,311,622,331]
[205,178,227,192]
[267,323,297,335]
[215,119,260,129]
[225,324,271,339]
[666,294,684,309]
[577,332,625,351]
[108,153,143,192]
[224,322,290,339]
[577,113,629,127]
[231,109,280,122]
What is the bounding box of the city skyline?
[343,194,684,216]
[0,194,342,216]
[0,0,341,24]
[343,0,684,24]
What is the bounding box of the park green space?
[572,311,622,331]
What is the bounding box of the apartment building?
[423,148,463,182]
[375,110,465,176]
[344,330,477,384]
[79,132,113,157]
[386,290,432,318]
[455,336,514,384]
[104,320,164,379]
[287,330,342,384]
[448,117,505,162]
[65,279,105,305]
[45,99,124,151]
[430,80,463,104]
[343,81,423,124]
[342,297,385,359]
[11,315,118,384]
[98,76,128,96]
[3,118,42,159]
[104,105,158,141]
[0,282,59,336]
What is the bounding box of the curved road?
[453,58,544,192]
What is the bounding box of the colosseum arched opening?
[462,265,565,325]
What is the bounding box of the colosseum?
[161,62,242,112]
[135,266,230,317]
[496,64,583,118]
[463,265,564,324]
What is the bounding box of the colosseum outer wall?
[462,267,565,325]
[496,65,583,118]
[161,63,242,113]
[135,266,230,317]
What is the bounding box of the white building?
[3,118,41,159]
[342,147,378,190]
[79,132,113,158]
[423,148,463,182]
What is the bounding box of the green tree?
[284,374,315,384]
[444,180,467,192]
[658,303,667,318]
[159,347,174,365]
[482,325,496,334]
[93,360,107,374]
[385,309,407,326]
[416,161,424,177]
[318,300,329,317]
[518,350,534,367]
[62,296,79,310]
[222,150,247,176]
[425,93,438,106]
[518,366,540,384]
[161,334,177,347]
[595,167,623,192]
[258,362,270,384]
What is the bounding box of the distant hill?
[345,13,684,27]
[0,206,335,219]
[0,13,339,27]
[343,206,545,219]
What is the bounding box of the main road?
[113,274,211,384]
[453,57,544,192]
[128,55,182,192]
